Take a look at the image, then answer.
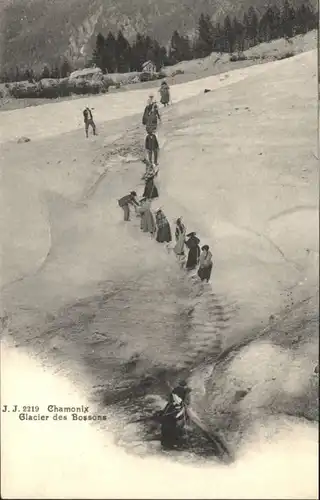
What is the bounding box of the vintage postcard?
[0,0,319,498]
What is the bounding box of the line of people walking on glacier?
[117,80,213,284]
[82,80,171,139]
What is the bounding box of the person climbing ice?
[169,380,191,405]
[160,380,191,449]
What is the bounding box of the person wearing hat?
[83,105,96,138]
[160,379,191,449]
[185,232,201,271]
[136,197,156,236]
[170,380,191,405]
[159,80,170,106]
[143,165,159,200]
[142,158,158,180]
[118,191,139,221]
[147,93,155,106]
[155,208,172,244]
[142,95,161,133]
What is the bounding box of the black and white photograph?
[0,0,319,497]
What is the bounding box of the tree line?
[90,0,317,72]
[1,58,73,84]
[1,0,317,82]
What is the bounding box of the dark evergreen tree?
[159,46,169,68]
[60,59,72,78]
[144,35,155,63]
[131,33,166,71]
[232,17,245,52]
[307,1,318,30]
[195,13,215,57]
[104,31,117,73]
[242,13,249,50]
[41,65,51,79]
[0,71,10,83]
[92,32,107,72]
[131,33,147,71]
[259,5,283,41]
[151,39,168,70]
[213,22,226,53]
[116,30,131,72]
[223,15,236,53]
[271,5,282,39]
[259,7,275,42]
[169,30,180,63]
[296,2,317,33]
[22,68,35,82]
[182,35,193,61]
[51,65,60,79]
[15,66,23,82]
[245,6,259,47]
[280,0,297,38]
[296,3,308,33]
[169,30,192,63]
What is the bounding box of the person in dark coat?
[83,106,96,138]
[161,396,186,449]
[160,380,191,450]
[142,97,161,133]
[143,168,159,200]
[170,380,191,405]
[185,232,200,270]
[118,191,139,221]
[159,81,170,106]
[155,209,172,243]
[145,131,159,166]
[197,245,213,282]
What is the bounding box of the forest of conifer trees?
[2,0,317,82]
[89,0,317,74]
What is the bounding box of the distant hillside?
[1,0,317,73]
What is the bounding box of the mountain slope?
[1,0,316,72]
